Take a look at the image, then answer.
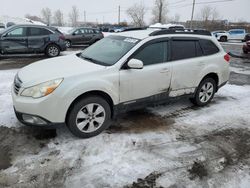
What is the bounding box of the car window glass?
[29,27,52,36]
[6,27,26,37]
[133,42,166,66]
[87,29,94,34]
[171,40,196,61]
[199,39,219,55]
[196,41,203,57]
[75,29,82,35]
[94,29,101,34]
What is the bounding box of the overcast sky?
[0,0,249,24]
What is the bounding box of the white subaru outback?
[12,29,230,138]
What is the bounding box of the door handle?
[160,68,170,73]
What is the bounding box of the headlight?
[21,78,63,98]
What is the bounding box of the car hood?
[18,54,105,87]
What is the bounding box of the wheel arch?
[201,72,219,91]
[66,90,115,122]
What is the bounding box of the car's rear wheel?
[243,48,248,54]
[46,44,60,57]
[65,40,72,48]
[191,78,216,106]
[220,36,227,42]
[67,96,111,138]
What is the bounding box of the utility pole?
[190,0,196,29]
[118,5,121,25]
[84,10,86,24]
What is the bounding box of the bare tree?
[151,0,168,24]
[41,7,52,26]
[69,6,79,27]
[54,10,64,26]
[197,5,220,21]
[127,3,146,27]
[197,5,220,29]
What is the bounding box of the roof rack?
[122,27,148,32]
[149,29,211,36]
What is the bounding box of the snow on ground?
[1,67,250,187]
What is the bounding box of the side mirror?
[72,32,76,36]
[127,59,143,69]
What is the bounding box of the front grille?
[14,75,22,95]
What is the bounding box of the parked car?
[0,23,5,32]
[213,29,247,42]
[243,41,250,54]
[12,29,229,138]
[64,27,104,48]
[212,30,229,42]
[0,24,66,57]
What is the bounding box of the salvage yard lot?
[1,44,250,187]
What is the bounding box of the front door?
[1,27,28,54]
[119,40,172,103]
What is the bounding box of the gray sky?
[0,0,249,24]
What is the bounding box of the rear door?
[169,38,203,97]
[80,28,94,43]
[170,38,220,97]
[1,27,28,54]
[27,27,52,52]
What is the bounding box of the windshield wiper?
[81,55,96,62]
[80,54,109,66]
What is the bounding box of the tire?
[66,96,111,138]
[65,40,72,48]
[220,36,227,42]
[191,78,216,107]
[45,44,60,57]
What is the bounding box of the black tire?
[220,36,227,42]
[190,78,216,107]
[66,96,111,138]
[243,49,248,54]
[45,44,60,57]
[65,40,72,48]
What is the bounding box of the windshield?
[80,35,140,66]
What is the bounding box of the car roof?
[114,29,158,39]
[114,29,213,40]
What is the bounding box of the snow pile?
[149,23,185,29]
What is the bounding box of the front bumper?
[11,83,69,125]
[14,109,64,129]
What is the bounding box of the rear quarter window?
[199,39,219,55]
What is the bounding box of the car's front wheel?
[191,78,216,106]
[45,44,60,57]
[67,96,111,138]
[220,36,227,42]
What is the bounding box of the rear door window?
[199,39,219,55]
[29,27,52,36]
[171,40,197,61]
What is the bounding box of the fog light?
[22,114,47,125]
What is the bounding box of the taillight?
[59,35,65,40]
[224,53,230,62]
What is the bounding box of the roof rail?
[149,29,212,36]
[122,27,148,32]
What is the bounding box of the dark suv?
[64,27,103,47]
[0,24,66,57]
